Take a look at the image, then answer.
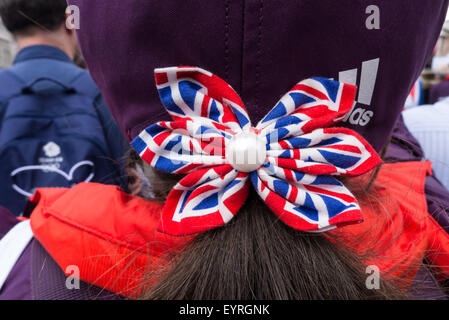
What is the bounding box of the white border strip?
[0,220,34,291]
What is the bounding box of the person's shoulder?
[0,206,20,240]
[68,66,101,98]
[432,79,449,93]
[0,67,12,90]
[0,67,12,78]
[403,102,449,131]
[0,66,25,100]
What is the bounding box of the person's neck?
[16,33,74,60]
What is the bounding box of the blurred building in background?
[0,20,15,69]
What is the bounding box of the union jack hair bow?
[131,66,382,236]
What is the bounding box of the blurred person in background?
[0,0,128,217]
[429,75,449,103]
[404,78,424,109]
[403,97,449,191]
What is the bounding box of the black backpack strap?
[1,69,79,101]
[21,77,77,95]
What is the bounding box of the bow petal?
[252,78,380,232]
[159,165,250,235]
[266,127,381,177]
[155,66,251,131]
[132,67,252,174]
[133,119,229,174]
[257,77,357,141]
[251,164,362,232]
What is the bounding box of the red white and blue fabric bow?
[132,66,381,236]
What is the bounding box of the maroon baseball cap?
[68,0,448,152]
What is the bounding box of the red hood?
[30,184,191,297]
[30,162,449,297]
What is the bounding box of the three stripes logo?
[337,58,380,127]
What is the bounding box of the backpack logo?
[39,141,64,169]
[43,142,61,157]
[10,161,95,198]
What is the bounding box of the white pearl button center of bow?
[226,132,267,172]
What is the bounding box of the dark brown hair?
[0,0,67,36]
[126,150,406,300]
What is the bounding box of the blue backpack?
[0,71,124,216]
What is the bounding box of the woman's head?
[121,67,405,299]
[125,156,403,300]
[68,0,447,152]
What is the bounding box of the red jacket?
[30,161,449,297]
